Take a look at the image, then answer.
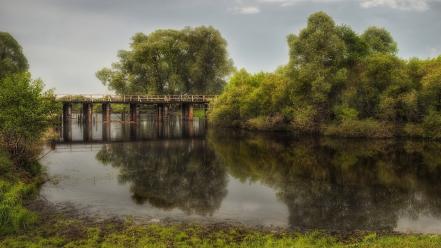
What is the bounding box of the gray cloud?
[0,0,440,94]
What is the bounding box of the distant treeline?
[209,12,441,139]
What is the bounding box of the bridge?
[57,94,216,123]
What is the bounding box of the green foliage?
[0,153,38,236]
[97,26,233,95]
[0,180,38,235]
[422,110,441,139]
[361,27,398,54]
[208,69,288,128]
[2,218,441,248]
[0,32,28,79]
[324,119,393,138]
[210,12,441,139]
[287,12,348,128]
[0,73,59,167]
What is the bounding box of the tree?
[0,73,58,168]
[420,57,441,112]
[361,27,398,55]
[97,26,233,95]
[287,12,348,131]
[0,32,28,79]
[336,25,368,68]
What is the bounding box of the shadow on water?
[44,113,441,233]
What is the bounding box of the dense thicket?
[209,12,441,138]
[97,26,233,95]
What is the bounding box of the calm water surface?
[41,113,441,234]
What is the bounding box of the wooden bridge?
[57,94,216,123]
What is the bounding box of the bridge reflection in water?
[59,113,205,144]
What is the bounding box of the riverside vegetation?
[2,14,441,247]
[209,12,441,139]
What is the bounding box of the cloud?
[233,6,261,14]
[241,0,438,11]
[360,0,431,11]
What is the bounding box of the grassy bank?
[2,217,441,248]
[0,152,42,236]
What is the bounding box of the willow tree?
[97,26,233,95]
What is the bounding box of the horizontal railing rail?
[56,94,217,103]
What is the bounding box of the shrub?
[245,115,285,131]
[324,119,394,138]
[422,110,441,139]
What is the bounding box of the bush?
[324,119,394,138]
[422,110,441,139]
[402,123,425,138]
[0,72,58,168]
[244,115,285,131]
[290,105,318,133]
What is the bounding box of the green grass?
[0,152,39,236]
[2,217,441,248]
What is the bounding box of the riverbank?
[2,212,441,248]
[217,117,441,140]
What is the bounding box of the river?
[40,113,441,234]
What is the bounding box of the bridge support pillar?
[130,103,138,122]
[102,121,111,142]
[82,103,93,124]
[102,103,111,122]
[181,104,193,121]
[62,119,72,142]
[157,104,169,120]
[204,104,209,119]
[63,103,72,122]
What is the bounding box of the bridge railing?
[56,94,217,103]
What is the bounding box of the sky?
[1,0,441,94]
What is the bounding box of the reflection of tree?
[96,139,227,216]
[208,130,441,232]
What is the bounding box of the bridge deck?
[56,95,216,104]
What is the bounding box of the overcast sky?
[1,0,441,94]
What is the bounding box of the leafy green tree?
[208,69,258,127]
[287,12,348,130]
[361,27,398,54]
[0,73,58,168]
[97,26,233,95]
[209,11,441,139]
[336,25,368,68]
[420,57,441,111]
[0,32,28,79]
